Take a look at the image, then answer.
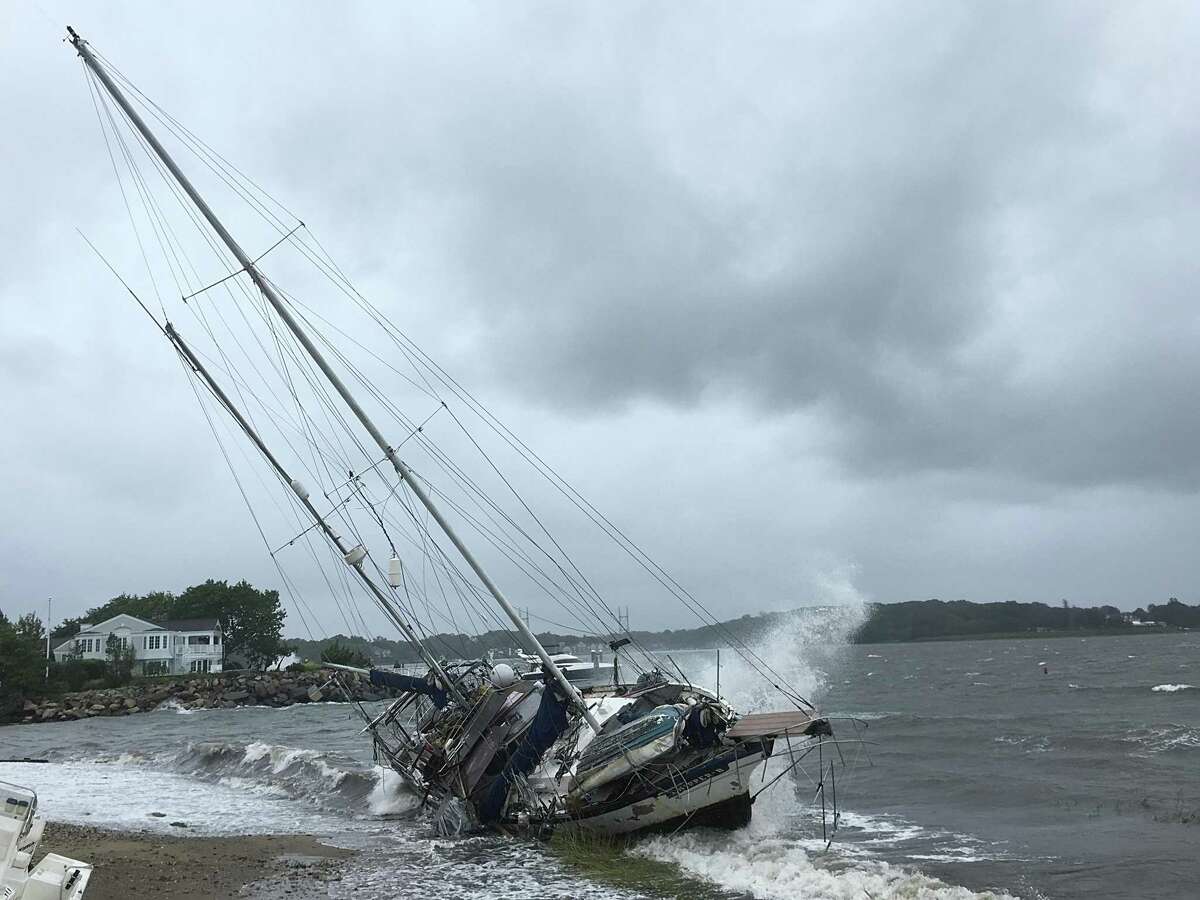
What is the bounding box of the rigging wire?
[83,44,815,707]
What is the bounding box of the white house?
[52,613,224,676]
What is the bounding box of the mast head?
[66,26,84,49]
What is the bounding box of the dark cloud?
[2,3,1198,629]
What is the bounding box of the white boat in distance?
[512,651,615,685]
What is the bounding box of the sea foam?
[631,834,1016,900]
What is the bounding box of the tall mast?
[163,322,463,703]
[70,28,601,731]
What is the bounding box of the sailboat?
[68,25,855,838]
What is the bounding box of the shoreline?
[852,627,1190,645]
[39,822,354,900]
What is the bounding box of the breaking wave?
[632,834,1016,899]
[683,568,869,714]
[1151,683,1194,693]
[151,740,418,816]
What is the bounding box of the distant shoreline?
[854,626,1188,645]
[285,598,1199,664]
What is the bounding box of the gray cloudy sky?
[3,2,1198,634]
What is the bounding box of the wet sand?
[40,822,354,899]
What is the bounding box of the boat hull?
[563,744,768,835]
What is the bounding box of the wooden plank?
[725,711,815,739]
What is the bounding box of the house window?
[213,635,221,646]
[187,635,211,645]
[189,659,211,674]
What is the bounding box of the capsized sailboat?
[68,25,863,838]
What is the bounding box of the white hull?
[1,781,91,900]
[566,748,767,834]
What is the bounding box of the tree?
[321,639,372,669]
[0,612,46,717]
[105,634,136,685]
[175,580,289,670]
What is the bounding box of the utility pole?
[45,597,52,681]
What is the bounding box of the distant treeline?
[287,608,840,664]
[288,599,1198,663]
[856,598,1197,643]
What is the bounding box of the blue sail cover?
[475,685,569,823]
[369,668,448,708]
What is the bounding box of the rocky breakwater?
[19,669,398,724]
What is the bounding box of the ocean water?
[2,630,1197,899]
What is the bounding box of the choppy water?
[2,628,1197,899]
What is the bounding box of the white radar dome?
[491,663,519,688]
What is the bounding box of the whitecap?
[366,766,419,816]
[1151,683,1194,693]
[632,833,1017,900]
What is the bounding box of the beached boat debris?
[0,780,91,900]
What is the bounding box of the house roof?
[162,618,222,632]
[80,613,162,633]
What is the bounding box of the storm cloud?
[3,2,1198,632]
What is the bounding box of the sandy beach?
[39,822,354,900]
